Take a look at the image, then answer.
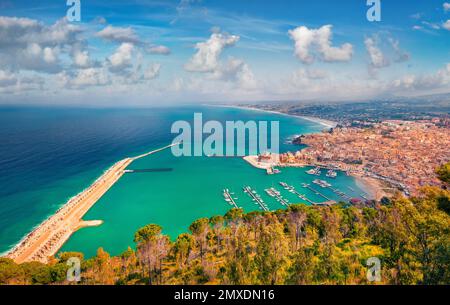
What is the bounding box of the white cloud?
[388,38,410,63]
[443,20,450,31]
[363,35,409,76]
[146,45,171,55]
[288,25,353,64]
[0,70,18,87]
[96,25,140,44]
[421,21,440,30]
[364,37,389,69]
[289,68,329,90]
[184,31,258,90]
[0,17,81,73]
[72,49,91,68]
[59,68,110,88]
[143,63,161,80]
[184,31,240,72]
[107,43,134,72]
[444,3,450,12]
[211,57,257,89]
[392,63,450,90]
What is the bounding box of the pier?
[302,183,335,202]
[265,188,290,207]
[223,189,239,209]
[124,168,173,173]
[327,185,352,201]
[279,182,316,205]
[5,142,180,264]
[243,186,269,212]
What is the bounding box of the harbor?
[243,186,270,212]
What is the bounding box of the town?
[279,119,450,196]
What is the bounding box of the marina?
[243,186,270,212]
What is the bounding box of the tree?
[0,258,20,284]
[254,220,290,284]
[209,215,224,252]
[173,233,194,268]
[134,224,163,244]
[287,204,308,250]
[189,218,210,262]
[436,162,450,185]
[134,224,169,284]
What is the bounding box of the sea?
[0,105,369,258]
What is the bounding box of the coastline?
[4,143,179,264]
[354,175,388,201]
[210,104,338,129]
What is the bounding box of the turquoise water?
[59,107,366,258]
[0,105,367,257]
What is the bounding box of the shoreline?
[211,104,338,129]
[4,143,179,264]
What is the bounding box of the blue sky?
[0,0,449,105]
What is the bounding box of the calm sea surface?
[0,106,368,257]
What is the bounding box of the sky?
[0,0,449,106]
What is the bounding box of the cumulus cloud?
[96,25,141,44]
[72,49,91,68]
[211,58,257,89]
[107,43,134,72]
[364,35,409,76]
[392,63,450,90]
[288,25,353,64]
[0,17,82,73]
[444,20,450,31]
[444,2,450,12]
[184,31,258,90]
[58,68,110,88]
[184,31,240,72]
[364,37,389,69]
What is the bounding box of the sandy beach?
[4,143,179,264]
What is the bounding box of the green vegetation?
[1,163,449,285]
[436,162,450,185]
